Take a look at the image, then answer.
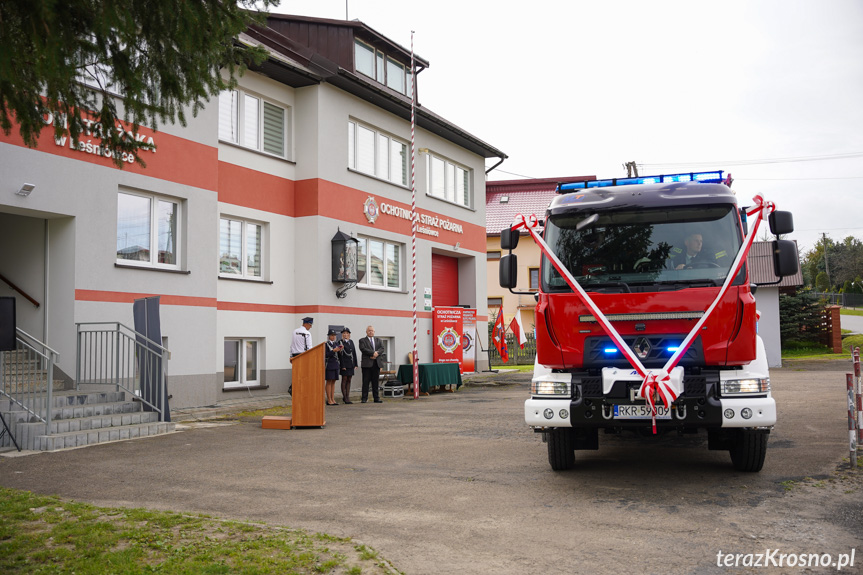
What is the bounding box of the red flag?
[493,312,509,363]
[509,314,527,348]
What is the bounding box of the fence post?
[848,373,858,469]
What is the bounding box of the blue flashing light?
[558,170,725,193]
[667,346,680,352]
[603,347,619,354]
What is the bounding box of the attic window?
[355,39,409,95]
[500,196,509,203]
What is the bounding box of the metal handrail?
[75,322,170,421]
[0,272,41,308]
[0,329,58,448]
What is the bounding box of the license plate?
[613,404,672,419]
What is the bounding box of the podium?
[290,343,326,428]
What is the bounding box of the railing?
[0,272,41,308]
[0,329,59,444]
[812,292,863,309]
[76,322,170,421]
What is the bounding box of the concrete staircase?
[1,389,175,452]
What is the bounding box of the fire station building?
[0,14,505,409]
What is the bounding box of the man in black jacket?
[359,325,386,403]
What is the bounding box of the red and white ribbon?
[513,194,776,433]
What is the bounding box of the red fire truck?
[498,171,799,472]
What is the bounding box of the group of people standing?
[292,317,386,406]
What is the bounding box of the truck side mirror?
[769,211,794,235]
[499,254,518,288]
[772,239,799,277]
[500,227,520,250]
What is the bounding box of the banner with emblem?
[461,309,476,373]
[433,307,464,372]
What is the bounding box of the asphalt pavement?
[1,364,860,575]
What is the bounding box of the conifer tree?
[0,0,277,166]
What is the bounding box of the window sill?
[115,263,190,275]
[357,284,406,294]
[218,140,294,163]
[218,276,273,285]
[223,384,269,392]
[347,167,410,191]
[424,192,475,211]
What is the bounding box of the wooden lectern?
[290,343,325,428]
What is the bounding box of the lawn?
[0,487,397,575]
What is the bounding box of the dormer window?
[355,39,410,95]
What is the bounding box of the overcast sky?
[278,0,863,254]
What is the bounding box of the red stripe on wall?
[0,123,218,191]
[75,290,217,307]
[218,161,295,216]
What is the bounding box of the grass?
[0,487,397,575]
[490,364,534,372]
[781,333,863,360]
[840,308,863,317]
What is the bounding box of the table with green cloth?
[396,363,463,393]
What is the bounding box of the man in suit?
[359,325,385,403]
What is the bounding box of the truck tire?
[547,428,576,471]
[729,430,768,472]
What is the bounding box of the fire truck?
[498,171,799,472]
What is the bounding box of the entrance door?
[431,254,459,307]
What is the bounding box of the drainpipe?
[43,220,49,344]
[485,156,507,175]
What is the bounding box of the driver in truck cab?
[670,232,727,269]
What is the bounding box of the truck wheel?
[547,428,576,471]
[729,430,768,472]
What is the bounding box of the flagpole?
[410,31,420,399]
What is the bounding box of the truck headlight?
[530,380,571,397]
[720,378,769,396]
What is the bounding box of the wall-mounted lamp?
[454,242,460,251]
[418,147,430,155]
[16,183,35,197]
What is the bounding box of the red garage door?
[432,254,459,307]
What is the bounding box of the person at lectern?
[338,327,358,404]
[359,325,385,403]
[291,317,314,357]
[325,329,343,406]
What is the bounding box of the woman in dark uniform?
[338,327,358,404]
[324,329,343,406]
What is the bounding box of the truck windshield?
[543,204,743,292]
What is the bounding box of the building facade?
[0,14,505,409]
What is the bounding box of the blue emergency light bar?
[558,170,725,193]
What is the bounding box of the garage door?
[432,254,459,307]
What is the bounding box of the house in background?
[747,241,804,367]
[485,176,594,330]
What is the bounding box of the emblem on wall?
[363,196,379,224]
[437,327,460,354]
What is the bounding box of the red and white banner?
[462,309,477,373]
[433,307,464,372]
[492,311,509,363]
[513,194,776,433]
[509,313,527,348]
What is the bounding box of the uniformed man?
[670,233,728,270]
[291,317,314,357]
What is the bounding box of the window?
[219,89,287,158]
[426,153,471,208]
[529,267,540,290]
[117,191,180,268]
[224,339,260,388]
[219,217,264,279]
[487,251,501,261]
[357,237,402,290]
[354,40,409,95]
[348,121,408,186]
[488,297,503,308]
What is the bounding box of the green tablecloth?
[396,363,463,392]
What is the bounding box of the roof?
[486,176,595,234]
[240,15,505,161]
[746,241,804,287]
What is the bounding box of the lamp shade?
[331,230,359,283]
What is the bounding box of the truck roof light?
[558,170,725,193]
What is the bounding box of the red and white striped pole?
[410,31,420,399]
[847,373,857,469]
[854,346,861,447]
